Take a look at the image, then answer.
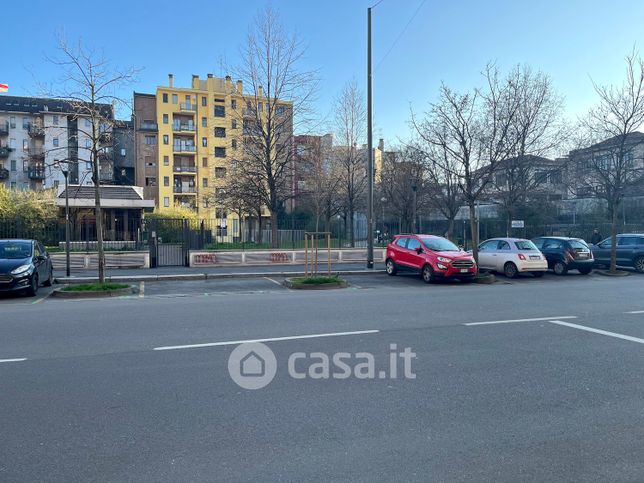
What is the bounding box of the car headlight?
[11,264,32,275]
[437,257,452,263]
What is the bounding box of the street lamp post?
[380,197,386,236]
[61,166,71,277]
[411,184,418,233]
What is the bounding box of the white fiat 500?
[477,238,548,278]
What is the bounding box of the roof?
[0,95,113,118]
[571,131,644,155]
[55,185,155,209]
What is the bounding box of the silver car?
[478,237,548,278]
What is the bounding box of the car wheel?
[503,262,518,278]
[26,274,38,297]
[553,261,568,275]
[634,256,644,273]
[532,271,545,278]
[43,266,53,287]
[579,267,592,275]
[421,264,435,284]
[385,259,398,276]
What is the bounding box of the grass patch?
[61,282,130,292]
[289,275,342,285]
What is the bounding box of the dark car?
[591,234,644,273]
[0,239,53,296]
[531,236,594,275]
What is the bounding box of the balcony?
[173,122,196,132]
[0,122,8,136]
[139,121,158,131]
[0,147,11,158]
[173,185,196,194]
[0,167,8,180]
[173,143,196,153]
[28,149,45,161]
[28,166,46,180]
[179,102,197,112]
[28,125,45,138]
[173,164,197,173]
[99,130,112,143]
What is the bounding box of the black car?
[0,239,53,296]
[591,234,644,273]
[531,236,594,275]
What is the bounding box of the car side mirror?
[415,247,423,254]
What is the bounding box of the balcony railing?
[0,147,11,158]
[173,123,196,132]
[139,121,158,131]
[28,125,45,138]
[180,102,197,112]
[28,149,45,160]
[0,167,8,179]
[99,130,112,143]
[0,122,9,136]
[173,185,196,194]
[173,165,197,173]
[28,167,46,180]
[173,144,196,153]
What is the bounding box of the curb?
[51,285,135,298]
[55,269,386,284]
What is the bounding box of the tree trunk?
[610,202,619,273]
[446,217,455,241]
[257,214,263,244]
[270,211,279,249]
[348,206,355,247]
[469,203,479,265]
[93,150,105,283]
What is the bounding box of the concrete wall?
[189,248,386,267]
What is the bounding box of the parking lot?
[2,268,644,481]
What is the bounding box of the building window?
[163,197,170,207]
[201,96,207,107]
[121,148,126,156]
[214,147,226,158]
[54,180,59,189]
[172,94,178,104]
[163,114,168,124]
[10,182,16,189]
[146,177,157,186]
[232,139,237,149]
[258,102,263,112]
[163,135,169,145]
[85,138,92,149]
[231,99,236,109]
[23,160,29,172]
[162,93,168,103]
[214,105,225,117]
[9,116,15,128]
[202,157,208,168]
[53,137,59,148]
[53,115,59,125]
[231,119,237,129]
[214,127,226,138]
[202,137,208,147]
[202,177,208,188]
[161,156,168,166]
[85,119,91,128]
[145,135,156,145]
[86,161,92,170]
[215,167,227,178]
[203,199,209,209]
[276,106,285,115]
[23,139,29,151]
[164,176,169,187]
[10,160,16,171]
[9,138,16,148]
[202,117,207,128]
[22,117,29,129]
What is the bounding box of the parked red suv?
[386,234,477,283]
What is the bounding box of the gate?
[146,218,209,267]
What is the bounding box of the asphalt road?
[2,271,644,481]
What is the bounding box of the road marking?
[264,277,284,287]
[31,291,53,304]
[626,310,644,314]
[0,358,27,363]
[153,329,380,351]
[464,315,577,326]
[549,320,644,344]
[139,281,145,298]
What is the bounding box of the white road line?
[625,310,644,314]
[550,320,644,344]
[139,281,145,298]
[153,329,380,351]
[264,276,284,287]
[464,315,577,326]
[0,358,27,363]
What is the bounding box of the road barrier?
[189,248,386,267]
[51,251,150,269]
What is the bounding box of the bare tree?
[412,65,519,263]
[573,50,644,272]
[232,6,317,248]
[493,65,567,233]
[334,80,367,247]
[45,37,137,282]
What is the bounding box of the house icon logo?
[228,342,277,390]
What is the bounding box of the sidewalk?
[54,262,386,283]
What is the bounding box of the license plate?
[460,269,468,273]
[529,255,540,260]
[578,253,588,258]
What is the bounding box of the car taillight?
[518,253,526,261]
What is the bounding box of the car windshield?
[0,241,32,259]
[569,239,589,250]
[515,240,538,251]
[421,237,460,252]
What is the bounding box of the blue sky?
[4,0,644,149]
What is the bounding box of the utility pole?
[366,7,374,269]
[61,165,71,277]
